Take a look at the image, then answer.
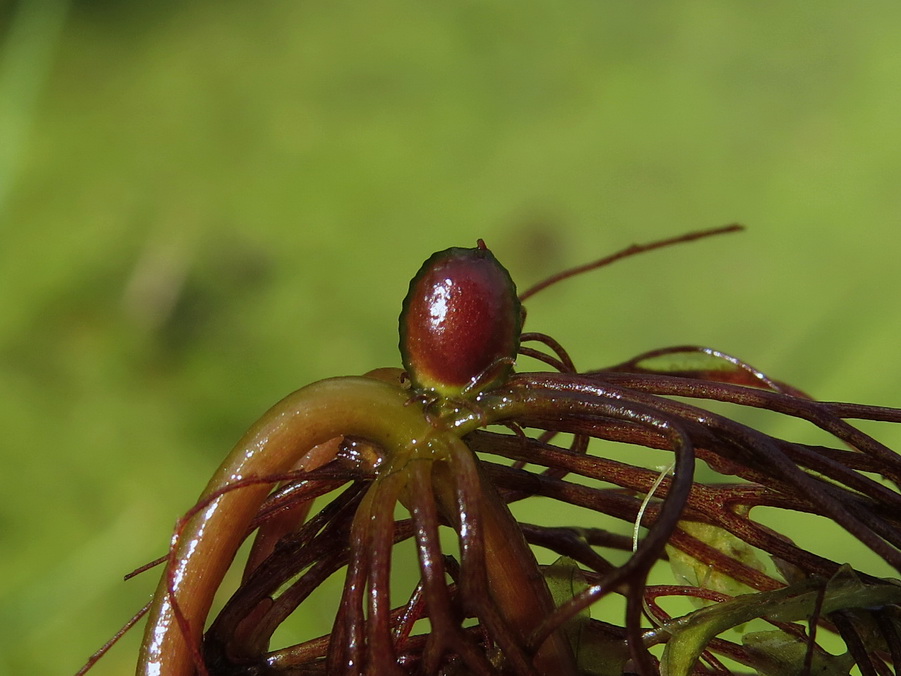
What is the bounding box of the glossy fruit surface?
[399,241,522,398]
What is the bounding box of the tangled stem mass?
[78,229,901,675]
[128,358,901,676]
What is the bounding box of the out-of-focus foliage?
[1,1,900,673]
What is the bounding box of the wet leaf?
[659,570,901,676]
[544,557,630,676]
[742,630,853,676]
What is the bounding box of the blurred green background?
[2,1,901,673]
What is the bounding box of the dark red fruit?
[399,241,522,399]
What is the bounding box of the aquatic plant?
[80,226,901,675]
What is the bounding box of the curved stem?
[436,442,579,676]
[478,377,696,671]
[137,376,438,676]
[366,471,408,675]
[405,460,497,676]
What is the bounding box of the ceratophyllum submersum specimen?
[78,225,901,676]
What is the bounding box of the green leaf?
[742,630,853,676]
[666,519,767,604]
[658,569,901,676]
[544,557,630,676]
[631,350,742,375]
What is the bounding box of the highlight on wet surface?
[79,227,901,676]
